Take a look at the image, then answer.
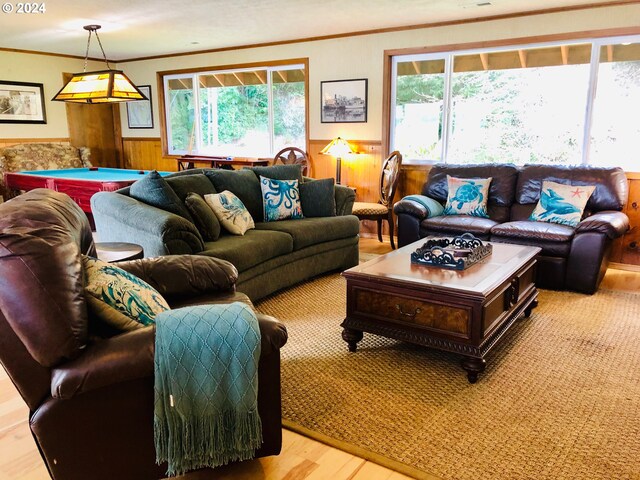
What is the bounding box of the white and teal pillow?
[205,190,255,235]
[443,176,492,218]
[259,175,303,222]
[82,255,170,331]
[529,180,595,227]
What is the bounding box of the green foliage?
[169,90,194,151]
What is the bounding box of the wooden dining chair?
[274,147,311,176]
[351,151,403,249]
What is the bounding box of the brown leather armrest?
[577,211,630,239]
[117,255,238,298]
[51,327,155,399]
[393,198,429,220]
[257,313,288,355]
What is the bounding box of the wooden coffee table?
[341,240,541,383]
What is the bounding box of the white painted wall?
[117,3,640,142]
[0,51,104,138]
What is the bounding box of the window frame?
[157,58,309,158]
[384,29,640,167]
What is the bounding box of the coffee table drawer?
[352,287,470,336]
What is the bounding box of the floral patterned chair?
[0,143,92,201]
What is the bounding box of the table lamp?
[320,137,356,185]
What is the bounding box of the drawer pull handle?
[396,304,421,318]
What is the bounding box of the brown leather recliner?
[0,189,288,480]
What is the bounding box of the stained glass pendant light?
[52,25,147,103]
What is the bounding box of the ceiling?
[0,0,627,61]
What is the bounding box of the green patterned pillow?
[82,255,170,331]
[205,191,255,235]
[259,175,303,222]
[443,175,492,218]
[529,180,595,227]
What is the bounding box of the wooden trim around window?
[157,58,310,158]
[382,26,640,161]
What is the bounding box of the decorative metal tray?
[410,233,493,270]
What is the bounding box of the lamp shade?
[320,137,355,157]
[52,70,148,103]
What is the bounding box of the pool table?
[4,167,170,216]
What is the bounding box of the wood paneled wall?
[122,137,176,172]
[0,138,70,149]
[309,139,384,237]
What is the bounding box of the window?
[163,62,307,157]
[390,35,640,169]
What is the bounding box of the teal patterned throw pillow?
[205,191,255,235]
[529,180,595,227]
[259,175,303,222]
[443,175,492,218]
[82,256,170,331]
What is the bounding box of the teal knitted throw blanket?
[153,302,262,477]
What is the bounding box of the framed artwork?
[321,78,367,123]
[126,85,154,128]
[0,81,46,124]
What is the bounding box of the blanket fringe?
[155,408,263,477]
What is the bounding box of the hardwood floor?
[0,237,637,480]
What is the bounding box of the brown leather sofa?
[0,189,288,480]
[394,164,629,294]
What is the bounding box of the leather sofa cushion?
[254,215,360,250]
[423,164,519,207]
[491,220,574,256]
[200,229,293,272]
[420,215,498,238]
[516,165,628,211]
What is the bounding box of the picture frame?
[0,81,46,124]
[126,85,154,129]
[321,78,367,123]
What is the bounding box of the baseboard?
[360,232,392,241]
[609,262,640,272]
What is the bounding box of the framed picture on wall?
[320,78,367,123]
[0,81,46,124]
[126,85,153,129]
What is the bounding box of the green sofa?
[91,166,360,301]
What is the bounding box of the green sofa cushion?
[249,164,303,183]
[184,193,221,241]
[199,229,293,272]
[300,178,336,217]
[166,174,217,202]
[254,215,360,250]
[130,170,193,222]
[205,169,263,222]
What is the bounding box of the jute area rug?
[255,273,640,480]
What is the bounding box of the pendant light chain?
[83,30,92,72]
[93,29,112,70]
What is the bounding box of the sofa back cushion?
[516,165,628,211]
[424,164,519,222]
[130,170,194,222]
[249,164,304,183]
[166,173,217,202]
[0,189,93,367]
[205,169,263,221]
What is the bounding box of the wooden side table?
[95,242,143,263]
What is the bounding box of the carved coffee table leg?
[342,328,363,352]
[524,299,538,318]
[461,356,486,384]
